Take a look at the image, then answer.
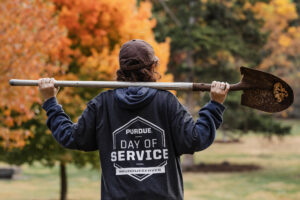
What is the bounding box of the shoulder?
[154,90,181,108]
[88,89,115,107]
[156,89,177,99]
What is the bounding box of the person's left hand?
[38,78,60,101]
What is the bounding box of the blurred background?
[0,0,299,199]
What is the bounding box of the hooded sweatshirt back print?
[42,86,225,200]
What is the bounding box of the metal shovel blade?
[239,67,294,113]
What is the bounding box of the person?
[39,39,230,200]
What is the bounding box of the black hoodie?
[42,87,225,200]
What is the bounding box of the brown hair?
[116,61,161,82]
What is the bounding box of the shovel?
[9,67,294,113]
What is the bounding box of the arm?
[39,78,98,151]
[169,81,229,155]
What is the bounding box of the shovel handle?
[9,79,254,91]
[192,82,251,91]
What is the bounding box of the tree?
[247,0,300,117]
[0,0,69,149]
[1,0,172,200]
[0,1,72,199]
[247,0,300,74]
[150,0,291,170]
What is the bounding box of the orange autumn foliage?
[1,0,172,149]
[246,0,300,79]
[0,0,70,148]
[53,0,171,82]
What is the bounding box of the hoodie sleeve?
[42,97,98,151]
[168,94,225,156]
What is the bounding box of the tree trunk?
[60,162,67,200]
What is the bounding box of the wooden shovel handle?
[192,82,256,91]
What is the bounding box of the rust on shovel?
[9,67,294,113]
[238,67,293,113]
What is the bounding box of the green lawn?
[185,135,300,200]
[1,120,300,200]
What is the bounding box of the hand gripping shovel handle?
[192,82,260,91]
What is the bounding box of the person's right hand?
[38,78,59,101]
[210,81,230,104]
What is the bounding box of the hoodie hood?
[114,87,158,110]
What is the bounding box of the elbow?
[197,135,215,151]
[52,129,78,149]
[193,126,216,151]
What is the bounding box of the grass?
[184,134,300,200]
[0,120,300,200]
[0,164,100,200]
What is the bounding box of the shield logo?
[111,116,168,181]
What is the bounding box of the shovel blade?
[240,67,294,113]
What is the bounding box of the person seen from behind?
[39,39,230,200]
